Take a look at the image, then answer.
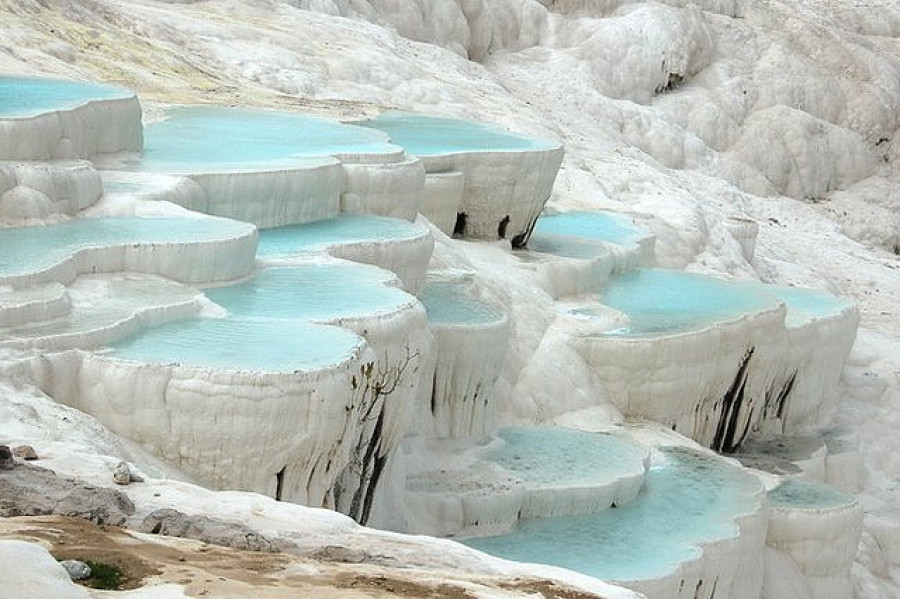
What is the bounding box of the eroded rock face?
[0,445,14,470]
[138,508,279,553]
[0,463,134,525]
[11,445,38,461]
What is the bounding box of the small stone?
[60,559,91,581]
[11,445,38,461]
[112,461,132,485]
[0,446,14,470]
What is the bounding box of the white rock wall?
[420,171,465,234]
[778,306,860,433]
[766,501,864,599]
[628,489,768,599]
[325,222,434,294]
[419,145,564,244]
[340,156,426,221]
[424,316,510,439]
[185,162,345,228]
[0,161,102,220]
[0,283,69,328]
[0,223,259,289]
[572,305,788,451]
[34,345,373,507]
[0,96,142,161]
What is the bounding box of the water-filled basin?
[420,280,504,325]
[111,318,361,372]
[597,269,781,336]
[486,427,647,489]
[122,106,400,173]
[768,478,855,510]
[0,217,254,278]
[205,265,413,321]
[257,215,426,257]
[533,211,649,247]
[0,76,132,118]
[463,447,761,582]
[356,112,558,156]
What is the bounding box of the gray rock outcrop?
[0,463,135,525]
[139,508,279,553]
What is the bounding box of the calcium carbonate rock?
[0,463,135,525]
[0,541,90,599]
[139,508,279,552]
[59,559,92,581]
[112,461,142,485]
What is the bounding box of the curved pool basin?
[356,112,559,156]
[0,76,133,118]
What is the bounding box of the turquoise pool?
[124,106,399,172]
[0,217,254,277]
[463,447,760,582]
[526,235,609,260]
[597,269,781,336]
[356,112,558,156]
[769,285,854,326]
[111,317,361,371]
[768,478,855,510]
[258,215,425,257]
[486,427,646,488]
[0,76,132,118]
[533,211,649,247]
[205,265,413,321]
[420,281,504,325]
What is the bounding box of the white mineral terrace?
[0,65,874,599]
[358,113,565,244]
[570,269,859,452]
[418,275,510,439]
[766,478,864,599]
[0,76,142,161]
[462,444,769,599]
[396,426,649,537]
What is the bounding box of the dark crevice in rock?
[774,371,797,422]
[498,215,510,239]
[453,212,467,236]
[656,72,684,94]
[275,466,286,501]
[512,212,540,248]
[713,347,755,453]
[430,372,438,415]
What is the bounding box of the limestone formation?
[139,508,279,552]
[0,463,134,525]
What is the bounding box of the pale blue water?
[0,76,132,118]
[356,112,558,156]
[463,447,760,582]
[205,265,412,321]
[526,235,608,260]
[258,215,425,257]
[487,427,646,487]
[111,318,360,371]
[420,281,504,325]
[769,285,853,326]
[768,478,854,510]
[533,212,648,246]
[0,217,254,277]
[597,269,780,336]
[123,106,398,172]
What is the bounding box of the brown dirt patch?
[335,573,478,598]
